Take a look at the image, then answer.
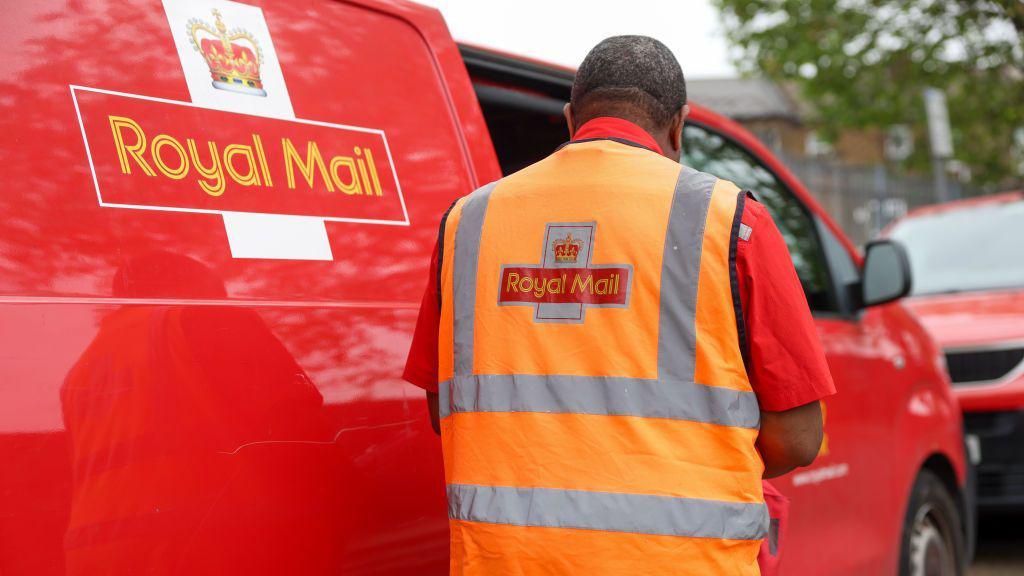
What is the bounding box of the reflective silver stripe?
[452,181,498,376]
[658,167,716,382]
[439,374,759,429]
[438,379,452,420]
[448,483,769,541]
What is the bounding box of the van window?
[681,124,836,313]
[475,85,569,175]
[818,218,860,313]
[461,46,574,176]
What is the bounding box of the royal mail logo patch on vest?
[498,222,633,323]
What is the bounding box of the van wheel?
[899,470,965,576]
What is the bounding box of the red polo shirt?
[403,118,835,412]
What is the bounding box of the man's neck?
[571,116,665,155]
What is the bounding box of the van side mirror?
[861,240,912,308]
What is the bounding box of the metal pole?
[873,164,886,237]
[923,88,957,203]
[932,157,951,203]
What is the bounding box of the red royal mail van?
[0,1,969,575]
[886,192,1024,513]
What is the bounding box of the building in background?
[689,78,886,166]
[689,78,982,245]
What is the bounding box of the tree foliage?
[714,0,1024,185]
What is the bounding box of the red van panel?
[0,0,499,573]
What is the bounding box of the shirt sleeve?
[402,242,441,393]
[736,199,836,412]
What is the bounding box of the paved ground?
[968,515,1024,575]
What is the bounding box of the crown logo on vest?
[552,233,583,263]
[187,9,266,97]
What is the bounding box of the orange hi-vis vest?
[437,138,767,575]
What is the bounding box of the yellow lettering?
[571,274,593,294]
[187,139,226,197]
[150,134,189,180]
[108,115,156,177]
[534,277,547,299]
[594,278,609,294]
[282,138,334,192]
[252,134,273,187]
[223,144,261,187]
[506,272,520,291]
[364,147,384,196]
[354,147,373,198]
[329,156,362,195]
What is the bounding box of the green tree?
[714,0,1024,186]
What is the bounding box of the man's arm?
[402,243,444,434]
[735,199,835,479]
[758,401,823,478]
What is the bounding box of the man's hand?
[426,391,440,435]
[757,400,823,478]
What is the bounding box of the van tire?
[899,469,966,576]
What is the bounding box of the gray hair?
[571,36,687,128]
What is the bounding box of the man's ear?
[669,104,689,155]
[564,103,576,138]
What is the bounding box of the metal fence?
[781,157,984,246]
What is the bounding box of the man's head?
[566,35,688,160]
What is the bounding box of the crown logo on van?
[187,9,266,97]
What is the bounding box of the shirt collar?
[570,116,664,155]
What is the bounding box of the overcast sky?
[418,0,738,79]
